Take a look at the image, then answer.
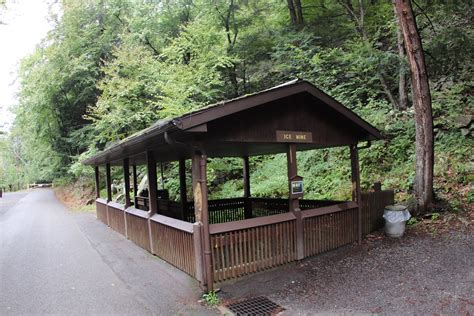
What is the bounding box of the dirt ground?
[219,218,474,315]
[54,181,95,212]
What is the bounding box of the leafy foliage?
[0,0,472,209]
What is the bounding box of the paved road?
[0,189,213,315]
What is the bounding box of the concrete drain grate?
[226,296,284,315]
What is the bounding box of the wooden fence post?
[193,223,204,282]
[373,182,382,192]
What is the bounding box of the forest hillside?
[0,0,472,211]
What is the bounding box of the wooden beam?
[179,158,187,220]
[94,166,100,198]
[146,151,158,214]
[105,163,112,202]
[123,158,131,208]
[350,145,362,244]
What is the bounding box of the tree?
[394,8,408,110]
[337,0,400,110]
[287,0,304,27]
[394,0,434,213]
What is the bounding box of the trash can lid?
[385,204,407,211]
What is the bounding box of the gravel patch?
[219,229,474,315]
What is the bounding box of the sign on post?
[290,175,304,198]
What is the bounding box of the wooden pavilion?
[83,79,394,291]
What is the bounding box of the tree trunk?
[294,0,304,26]
[287,0,303,27]
[287,0,297,25]
[394,0,434,213]
[395,7,408,110]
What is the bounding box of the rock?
[461,128,470,136]
[456,114,473,128]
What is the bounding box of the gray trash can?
[383,205,411,237]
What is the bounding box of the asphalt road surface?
[0,189,213,315]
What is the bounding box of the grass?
[202,291,220,307]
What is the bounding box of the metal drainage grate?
[226,296,285,316]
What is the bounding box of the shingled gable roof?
[83,79,382,166]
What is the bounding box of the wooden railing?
[361,190,394,236]
[107,202,126,236]
[125,208,151,252]
[250,198,288,217]
[186,198,342,224]
[157,199,183,218]
[135,196,184,219]
[210,212,297,282]
[95,189,394,285]
[96,198,108,225]
[299,199,343,210]
[186,198,246,223]
[150,214,196,277]
[302,202,358,257]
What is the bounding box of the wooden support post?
[191,156,202,223]
[286,144,304,260]
[287,144,304,260]
[105,163,112,226]
[123,158,131,208]
[160,163,165,190]
[192,152,214,292]
[287,144,299,212]
[146,151,158,254]
[350,145,362,244]
[147,151,158,214]
[94,166,100,198]
[179,158,187,221]
[105,163,112,202]
[243,156,252,219]
[123,158,130,239]
[132,164,138,205]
